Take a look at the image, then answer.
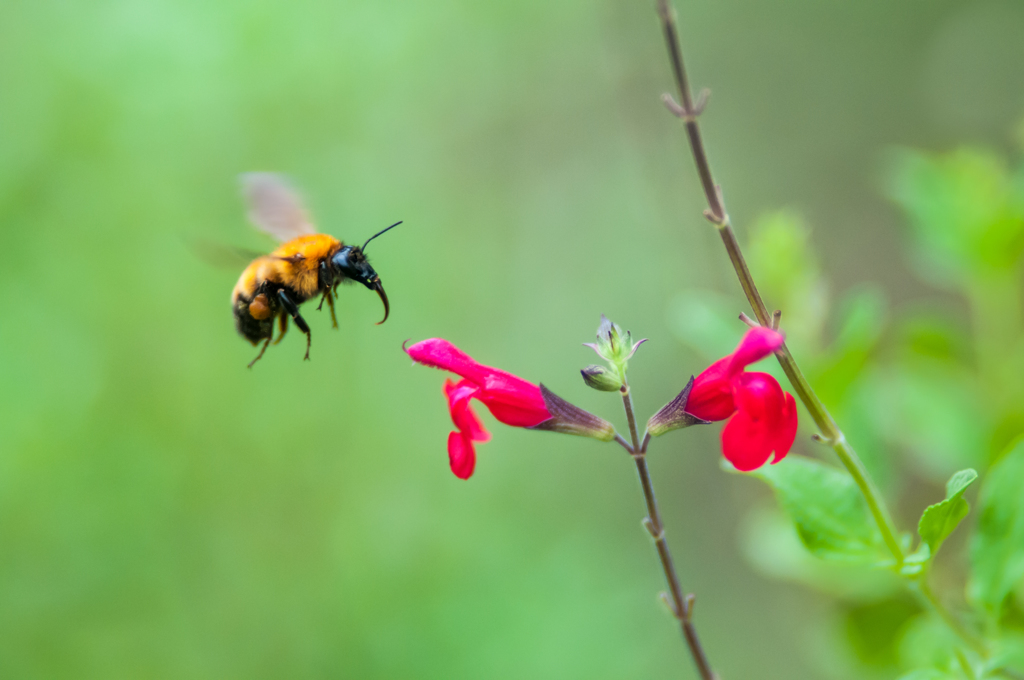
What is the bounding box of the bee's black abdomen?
[233,294,276,345]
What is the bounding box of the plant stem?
[620,381,717,680]
[915,577,988,658]
[654,0,904,567]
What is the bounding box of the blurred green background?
[3,0,1024,678]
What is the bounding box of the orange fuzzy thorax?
[231,234,343,304]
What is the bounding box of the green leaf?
[747,456,887,563]
[917,469,978,557]
[969,438,1024,615]
[738,506,900,598]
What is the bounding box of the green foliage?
[886,148,1024,285]
[746,210,828,350]
[897,614,961,676]
[747,456,887,563]
[714,135,1024,678]
[739,506,901,598]
[844,597,920,670]
[862,362,988,481]
[985,633,1024,676]
[969,439,1024,616]
[667,288,750,361]
[895,671,958,680]
[810,285,887,412]
[917,469,977,558]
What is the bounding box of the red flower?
[686,327,798,471]
[406,338,551,479]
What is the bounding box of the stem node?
[659,591,681,619]
[738,312,758,328]
[662,89,709,121]
[621,378,716,679]
[683,593,696,620]
[643,516,665,540]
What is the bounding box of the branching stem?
[654,0,904,567]
[620,381,716,680]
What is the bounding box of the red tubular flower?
[406,338,551,479]
[686,327,798,471]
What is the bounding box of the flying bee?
[231,172,399,368]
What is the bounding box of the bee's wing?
[240,172,316,242]
[186,236,266,270]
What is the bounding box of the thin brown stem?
[621,382,717,680]
[655,0,904,566]
[621,385,642,452]
[615,432,634,454]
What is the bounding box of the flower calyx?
[647,376,711,436]
[529,385,616,442]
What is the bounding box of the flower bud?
[581,365,622,392]
[528,384,616,442]
[647,376,710,436]
[584,314,647,368]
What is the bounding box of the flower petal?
[408,338,550,427]
[721,409,775,472]
[733,371,784,420]
[406,338,491,384]
[477,373,550,427]
[447,430,476,479]
[771,392,798,464]
[727,327,785,375]
[723,372,798,470]
[444,379,491,442]
[685,357,736,421]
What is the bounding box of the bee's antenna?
[362,221,402,252]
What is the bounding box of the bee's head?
[331,245,377,288]
[331,245,389,324]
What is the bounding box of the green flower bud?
[583,314,648,368]
[581,365,623,392]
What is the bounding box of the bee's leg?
[316,290,338,328]
[325,290,338,329]
[277,289,311,361]
[273,313,289,345]
[247,336,272,369]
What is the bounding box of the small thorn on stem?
[642,517,665,540]
[811,433,836,445]
[659,591,681,619]
[692,88,710,116]
[771,309,782,330]
[702,207,728,228]
[662,91,709,122]
[683,593,696,619]
[662,93,687,117]
[739,312,758,328]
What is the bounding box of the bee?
[231,173,399,368]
